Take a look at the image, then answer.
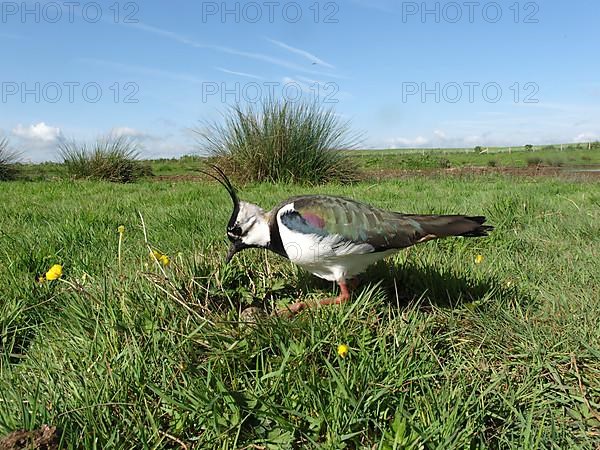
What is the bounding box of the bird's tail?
[407,214,494,239]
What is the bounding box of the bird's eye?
[228,225,242,237]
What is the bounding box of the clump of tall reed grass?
[0,138,21,181]
[197,99,360,184]
[59,135,151,183]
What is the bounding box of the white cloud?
[126,21,343,78]
[267,38,335,69]
[385,136,430,147]
[574,133,598,142]
[109,126,195,158]
[215,67,263,80]
[9,122,62,162]
[378,127,597,150]
[110,127,149,139]
[381,131,492,149]
[433,129,447,139]
[463,135,485,145]
[282,76,313,94]
[12,122,61,142]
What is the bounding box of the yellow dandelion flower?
[150,250,170,267]
[117,225,125,234]
[475,254,484,264]
[337,344,349,358]
[45,264,63,281]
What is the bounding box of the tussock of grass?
[0,138,21,181]
[196,99,360,184]
[0,176,599,447]
[58,135,152,183]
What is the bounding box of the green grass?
[1,175,600,448]
[149,155,206,177]
[0,138,21,181]
[11,162,67,181]
[351,146,600,172]
[144,146,600,178]
[58,136,151,183]
[196,100,359,183]
[6,144,600,181]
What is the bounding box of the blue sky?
[2,0,599,161]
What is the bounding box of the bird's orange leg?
[273,300,308,318]
[274,279,357,318]
[318,280,352,306]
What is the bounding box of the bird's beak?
[225,243,237,263]
[225,241,248,263]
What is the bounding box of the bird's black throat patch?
[267,217,288,259]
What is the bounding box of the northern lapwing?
[204,166,493,314]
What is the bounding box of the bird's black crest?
[200,164,239,230]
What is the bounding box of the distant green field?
[352,144,600,172]
[1,174,599,447]
[148,144,600,176]
[11,143,600,180]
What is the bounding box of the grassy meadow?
[152,144,600,177]
[1,164,600,448]
[9,143,600,181]
[355,147,600,172]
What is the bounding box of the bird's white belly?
[278,222,397,281]
[297,248,398,281]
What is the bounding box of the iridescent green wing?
[279,195,426,250]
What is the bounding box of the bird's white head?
[226,200,270,257]
[202,166,270,262]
